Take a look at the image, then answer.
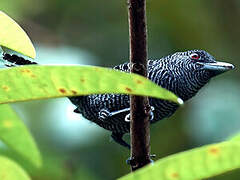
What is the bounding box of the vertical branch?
[128,0,151,171]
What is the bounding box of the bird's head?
[172,50,234,77]
[163,50,234,101]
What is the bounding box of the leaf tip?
[0,10,36,59]
[177,98,184,105]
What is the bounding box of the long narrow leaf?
[0,11,36,58]
[229,133,240,141]
[119,141,240,180]
[0,65,183,104]
[0,104,41,167]
[0,156,30,180]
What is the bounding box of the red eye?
[190,53,200,60]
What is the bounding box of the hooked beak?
[197,61,234,75]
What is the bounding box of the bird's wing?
[113,60,155,72]
[113,62,131,72]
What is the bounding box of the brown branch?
[128,0,151,171]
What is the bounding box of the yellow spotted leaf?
[119,141,240,180]
[0,65,182,104]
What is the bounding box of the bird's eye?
[190,53,200,60]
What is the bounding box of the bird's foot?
[125,114,131,122]
[99,108,131,121]
[126,154,156,165]
[124,106,155,122]
[149,106,155,121]
[99,109,112,120]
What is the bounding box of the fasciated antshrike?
[69,50,234,148]
[2,50,234,148]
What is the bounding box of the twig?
[128,0,151,171]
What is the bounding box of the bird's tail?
[2,53,37,67]
[2,52,85,106]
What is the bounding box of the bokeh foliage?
[0,10,181,179]
[0,0,239,179]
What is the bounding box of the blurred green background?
[0,0,239,179]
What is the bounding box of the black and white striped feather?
[1,50,218,144]
[69,50,214,134]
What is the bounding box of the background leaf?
[0,65,182,104]
[119,141,240,180]
[229,133,240,141]
[0,104,41,167]
[0,11,36,58]
[0,156,30,180]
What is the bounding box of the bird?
[1,50,234,149]
[2,53,37,66]
[68,50,234,148]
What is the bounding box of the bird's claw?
[150,106,155,121]
[99,109,112,120]
[126,154,156,165]
[124,106,155,122]
[125,114,131,122]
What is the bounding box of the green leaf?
[0,65,182,104]
[228,133,240,141]
[119,141,240,180]
[0,156,30,180]
[0,11,36,59]
[0,104,42,168]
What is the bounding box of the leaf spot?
[80,78,85,83]
[94,67,100,72]
[71,90,77,95]
[125,87,132,93]
[2,85,10,91]
[171,172,179,179]
[136,79,143,84]
[20,69,31,73]
[31,74,36,78]
[59,88,67,94]
[3,120,13,128]
[209,147,220,155]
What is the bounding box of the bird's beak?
[197,61,234,75]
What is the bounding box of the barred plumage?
[2,50,234,148]
[69,49,234,148]
[3,53,37,66]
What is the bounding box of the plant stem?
[128,0,151,171]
